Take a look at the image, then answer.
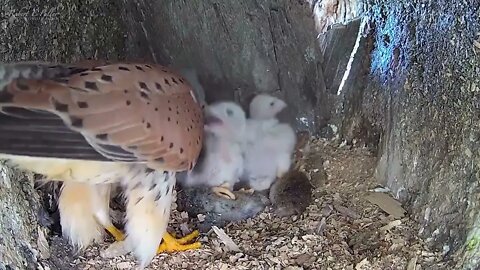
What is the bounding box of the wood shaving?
[212,226,241,252]
[100,241,130,259]
[473,39,480,49]
[380,220,402,232]
[317,217,327,235]
[334,203,360,219]
[407,255,418,270]
[197,213,206,222]
[37,227,50,260]
[356,258,371,269]
[365,192,406,218]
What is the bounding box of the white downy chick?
[181,101,247,198]
[249,93,288,120]
[242,94,297,191]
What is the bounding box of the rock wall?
[127,0,329,133]
[336,1,480,269]
[0,166,39,270]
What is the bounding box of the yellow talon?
[106,225,126,241]
[157,231,201,253]
[106,225,201,253]
[172,230,200,244]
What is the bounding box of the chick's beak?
[278,100,288,111]
[205,115,223,125]
[204,110,223,126]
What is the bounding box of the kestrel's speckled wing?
[0,62,204,171]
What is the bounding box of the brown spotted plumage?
[0,61,204,268]
[0,62,203,171]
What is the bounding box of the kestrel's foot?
[105,225,126,242]
[212,186,236,200]
[102,229,201,257]
[157,231,201,253]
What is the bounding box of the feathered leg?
[91,183,125,242]
[59,181,124,250]
[58,182,107,249]
[122,170,200,267]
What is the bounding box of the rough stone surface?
[0,0,126,62]
[131,0,329,133]
[0,166,39,270]
[336,1,480,269]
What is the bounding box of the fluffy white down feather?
[242,119,296,191]
[182,101,246,189]
[242,94,296,191]
[182,132,244,188]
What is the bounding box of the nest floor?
[39,139,451,270]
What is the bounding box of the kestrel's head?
[204,101,246,140]
[249,94,287,120]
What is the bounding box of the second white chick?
[182,101,247,199]
[242,94,297,191]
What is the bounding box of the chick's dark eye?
[270,102,275,106]
[226,108,234,116]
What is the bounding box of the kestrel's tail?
[0,62,87,90]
